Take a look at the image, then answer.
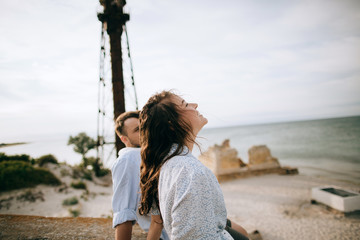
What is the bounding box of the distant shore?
[0,142,28,148]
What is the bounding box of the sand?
[0,163,359,240]
[223,175,360,240]
[0,163,113,218]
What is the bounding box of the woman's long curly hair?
[139,90,195,215]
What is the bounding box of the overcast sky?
[1,0,359,142]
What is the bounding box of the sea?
[1,116,360,185]
[195,116,360,185]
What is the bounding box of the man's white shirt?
[111,147,169,240]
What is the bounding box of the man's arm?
[147,215,163,240]
[111,153,140,238]
[115,221,133,240]
[230,220,249,238]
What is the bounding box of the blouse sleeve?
[168,165,221,239]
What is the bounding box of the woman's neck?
[185,134,197,152]
[185,141,194,152]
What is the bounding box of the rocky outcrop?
[248,145,280,170]
[199,139,246,175]
[199,140,298,182]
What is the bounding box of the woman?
[139,90,248,240]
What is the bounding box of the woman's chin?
[202,117,208,126]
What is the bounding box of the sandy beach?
[222,174,360,240]
[0,163,359,240]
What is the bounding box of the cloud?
[0,0,359,142]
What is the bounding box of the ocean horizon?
[1,115,360,185]
[196,115,360,185]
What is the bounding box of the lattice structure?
[96,1,138,167]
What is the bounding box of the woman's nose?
[190,103,198,109]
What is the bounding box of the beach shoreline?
[0,142,28,148]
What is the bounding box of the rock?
[248,145,280,170]
[199,139,246,175]
[279,166,299,175]
[199,141,297,181]
[249,230,263,240]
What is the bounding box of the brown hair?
[139,90,196,215]
[115,110,140,137]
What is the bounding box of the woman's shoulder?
[165,152,198,167]
[160,152,221,197]
[163,152,210,178]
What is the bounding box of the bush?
[62,196,79,206]
[72,167,82,179]
[97,168,110,177]
[36,154,58,166]
[60,168,71,177]
[71,166,92,180]
[71,181,87,190]
[0,161,61,191]
[86,156,110,177]
[69,208,80,217]
[17,190,44,202]
[82,170,93,181]
[0,152,33,164]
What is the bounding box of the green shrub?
[86,157,110,177]
[36,154,58,166]
[71,181,87,190]
[62,196,79,206]
[82,170,92,181]
[60,168,71,177]
[17,190,44,202]
[0,152,33,164]
[71,166,92,180]
[97,168,110,177]
[0,161,61,191]
[72,167,82,179]
[69,208,80,217]
[80,191,88,201]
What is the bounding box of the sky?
[1,0,360,143]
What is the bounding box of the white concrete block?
[311,187,360,212]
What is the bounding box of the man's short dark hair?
[115,110,140,137]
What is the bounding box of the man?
[112,110,168,240]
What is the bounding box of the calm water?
[2,116,360,184]
[195,116,360,184]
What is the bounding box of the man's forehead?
[124,117,139,128]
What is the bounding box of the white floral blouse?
[157,145,234,240]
